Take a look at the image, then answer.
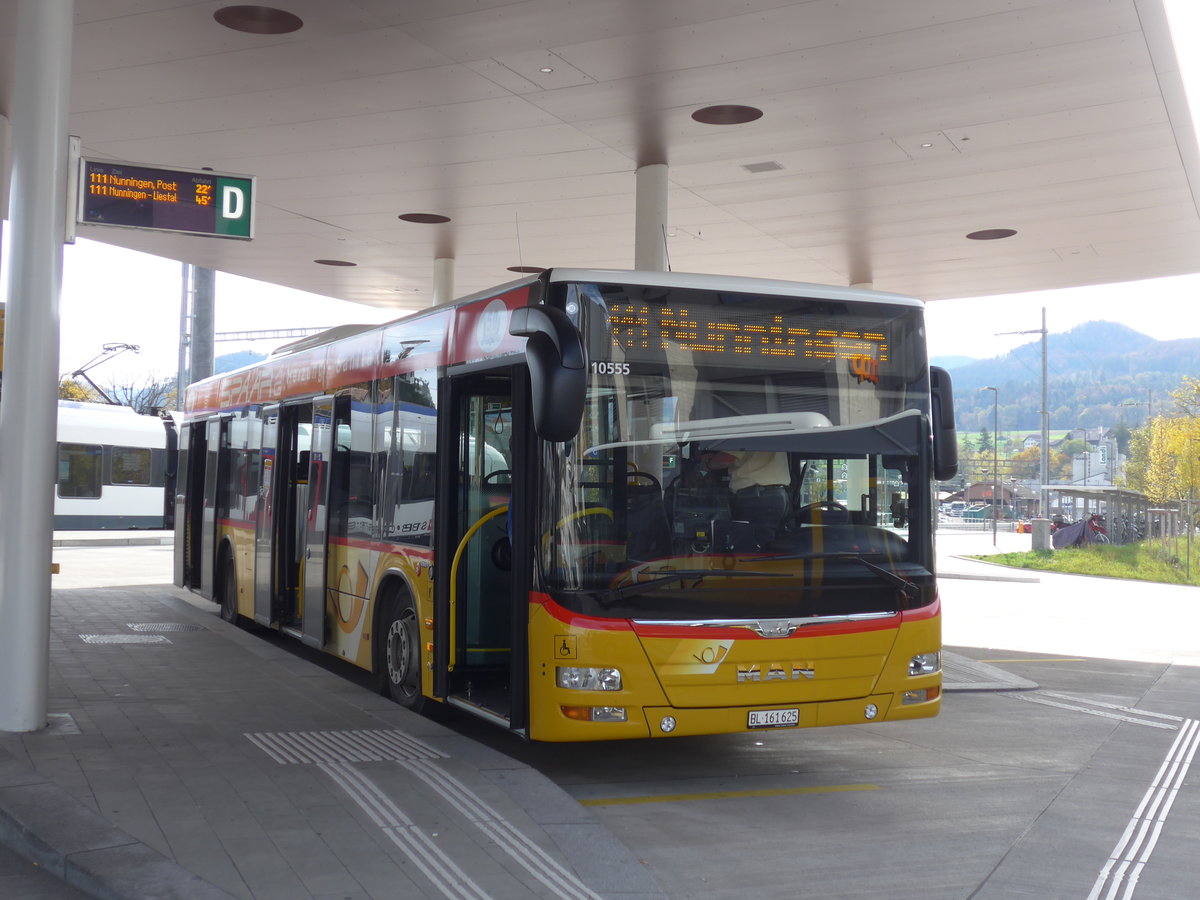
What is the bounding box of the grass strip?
[970,542,1200,587]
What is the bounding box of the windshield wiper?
[602,569,788,603]
[791,552,920,602]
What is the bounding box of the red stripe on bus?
[629,614,902,641]
[901,594,940,622]
[328,536,433,559]
[213,521,433,559]
[530,593,634,631]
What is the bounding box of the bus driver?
[705,450,791,545]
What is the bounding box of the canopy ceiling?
[1,0,1198,313]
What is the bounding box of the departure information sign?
[77,159,254,239]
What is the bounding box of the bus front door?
[434,369,531,734]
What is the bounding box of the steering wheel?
[791,500,850,525]
[541,507,615,557]
[483,469,512,485]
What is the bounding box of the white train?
[55,400,178,530]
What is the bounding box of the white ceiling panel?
[1,0,1197,308]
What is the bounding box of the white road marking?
[246,729,600,899]
[1002,692,1179,730]
[1087,718,1199,900]
[320,761,491,900]
[401,758,602,900]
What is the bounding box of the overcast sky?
[6,0,1200,383]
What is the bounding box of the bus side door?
[198,417,229,600]
[174,422,207,590]
[299,397,334,648]
[254,405,280,624]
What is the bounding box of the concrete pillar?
[635,163,668,271]
[190,266,216,383]
[176,262,191,406]
[1032,518,1052,551]
[432,257,455,306]
[0,0,74,733]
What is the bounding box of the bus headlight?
[908,651,940,676]
[556,666,622,691]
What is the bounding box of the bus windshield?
[539,280,933,620]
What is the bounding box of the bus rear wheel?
[378,597,425,712]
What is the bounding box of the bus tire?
[378,595,425,712]
[218,557,240,625]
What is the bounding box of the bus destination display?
[607,301,890,367]
[78,160,254,239]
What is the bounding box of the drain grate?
[79,634,171,645]
[127,622,204,633]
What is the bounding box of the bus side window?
[382,370,437,546]
[328,388,377,540]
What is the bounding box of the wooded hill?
[933,321,1199,434]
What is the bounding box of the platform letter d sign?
[222,186,244,220]
[215,176,254,238]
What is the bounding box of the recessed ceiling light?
[920,142,934,149]
[539,66,554,74]
[314,259,356,266]
[398,212,452,224]
[507,265,547,274]
[213,5,303,34]
[692,104,763,125]
[966,228,1018,241]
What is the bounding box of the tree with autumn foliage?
[58,378,102,402]
[1124,378,1200,506]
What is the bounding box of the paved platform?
[0,536,666,900]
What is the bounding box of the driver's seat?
[794,502,852,526]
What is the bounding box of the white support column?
[432,257,455,306]
[190,266,216,382]
[635,163,668,272]
[0,0,75,733]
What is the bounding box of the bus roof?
[545,269,923,307]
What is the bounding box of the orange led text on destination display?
[607,303,890,366]
[87,170,214,207]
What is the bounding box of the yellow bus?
[174,269,957,741]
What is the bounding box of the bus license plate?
[748,708,799,729]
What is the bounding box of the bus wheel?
[219,560,239,624]
[379,598,425,711]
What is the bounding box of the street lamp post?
[997,310,1049,516]
[983,386,998,546]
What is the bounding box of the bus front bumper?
[533,687,940,741]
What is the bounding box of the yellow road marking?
[579,783,880,807]
[979,658,1086,663]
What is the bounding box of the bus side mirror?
[930,366,958,481]
[509,305,587,443]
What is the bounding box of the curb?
[0,748,235,900]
